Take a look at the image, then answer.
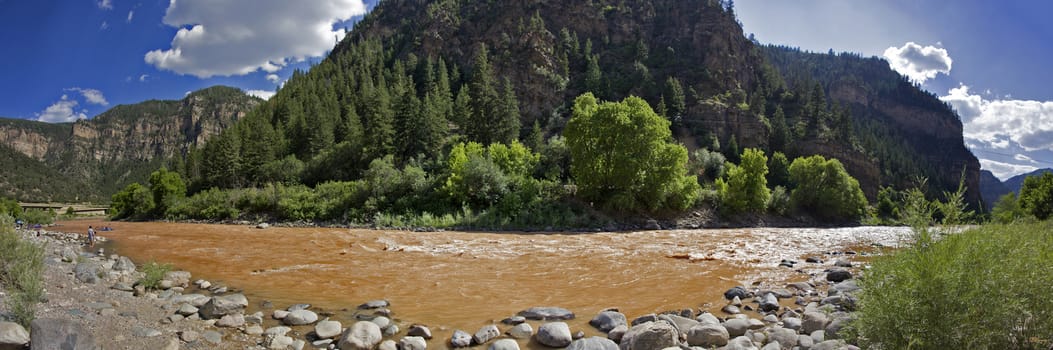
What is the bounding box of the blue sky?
[0,0,1049,180]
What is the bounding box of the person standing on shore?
[87,225,95,247]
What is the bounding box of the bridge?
[18,203,109,216]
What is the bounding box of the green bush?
[1019,172,1053,220]
[20,208,54,225]
[0,214,45,327]
[991,192,1029,224]
[110,182,155,220]
[717,148,770,214]
[767,186,790,215]
[787,155,867,222]
[851,222,1053,349]
[167,187,240,220]
[138,261,173,290]
[689,148,725,183]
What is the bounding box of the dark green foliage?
[564,93,700,212]
[852,222,1053,349]
[19,209,54,225]
[788,155,867,221]
[138,261,173,290]
[148,168,186,217]
[167,188,240,220]
[690,148,726,183]
[1019,172,1053,220]
[664,77,686,121]
[0,197,20,219]
[875,186,900,221]
[991,193,1027,224]
[110,183,154,220]
[717,148,769,214]
[766,151,790,188]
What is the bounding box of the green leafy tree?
[991,192,1026,224]
[110,183,154,220]
[875,186,900,221]
[1019,172,1053,220]
[564,93,700,211]
[717,148,769,214]
[788,155,867,221]
[148,168,186,217]
[766,151,790,188]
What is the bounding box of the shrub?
[767,186,790,215]
[167,187,240,220]
[148,167,187,217]
[20,208,54,225]
[110,182,155,220]
[991,192,1028,224]
[0,214,45,327]
[690,148,726,183]
[851,222,1053,349]
[1019,172,1053,220]
[138,261,173,290]
[787,155,867,222]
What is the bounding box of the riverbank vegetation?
[111,93,876,229]
[1,197,56,225]
[0,214,46,327]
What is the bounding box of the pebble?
[179,330,199,342]
[407,324,432,339]
[450,330,472,348]
[506,323,533,339]
[473,324,500,345]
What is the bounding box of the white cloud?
[100,21,109,30]
[36,95,88,123]
[139,74,150,82]
[127,10,134,22]
[145,0,367,78]
[979,159,1038,182]
[97,0,112,10]
[246,90,276,100]
[266,74,280,83]
[941,85,1053,179]
[883,42,952,83]
[66,88,109,106]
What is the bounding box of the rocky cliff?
[0,86,260,202]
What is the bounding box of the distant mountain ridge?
[980,168,1053,210]
[0,86,261,202]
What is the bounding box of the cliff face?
[0,86,259,202]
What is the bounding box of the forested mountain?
[185,0,979,209]
[0,86,260,202]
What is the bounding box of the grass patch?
[137,261,173,290]
[850,221,1053,349]
[0,214,45,327]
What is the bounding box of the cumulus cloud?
[246,90,276,100]
[100,21,109,30]
[127,10,134,23]
[145,0,367,78]
[883,42,952,83]
[139,74,150,82]
[97,0,112,10]
[941,85,1053,179]
[66,88,109,106]
[36,95,88,123]
[266,74,280,83]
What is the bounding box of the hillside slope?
[0,86,260,202]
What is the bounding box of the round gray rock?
[825,269,852,283]
[489,338,521,350]
[506,323,533,339]
[782,317,802,331]
[723,318,750,337]
[618,321,679,350]
[607,324,627,343]
[315,319,342,339]
[31,318,96,349]
[73,262,99,284]
[766,328,798,349]
[199,293,248,319]
[0,322,30,349]
[537,322,573,348]
[399,336,428,350]
[378,340,398,350]
[589,311,627,332]
[725,336,760,350]
[407,324,433,339]
[686,323,729,347]
[112,256,136,272]
[450,330,472,348]
[216,313,245,328]
[283,309,319,326]
[339,321,382,350]
[473,325,500,345]
[802,312,829,334]
[567,336,618,350]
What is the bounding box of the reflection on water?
[61,219,909,347]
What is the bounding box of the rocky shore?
[0,227,868,350]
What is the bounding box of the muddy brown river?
[59,219,909,347]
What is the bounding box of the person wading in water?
[87,225,96,248]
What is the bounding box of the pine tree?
[770,105,789,152]
[453,85,472,131]
[467,44,502,144]
[361,78,395,161]
[394,78,428,160]
[664,77,686,120]
[724,135,740,164]
[585,54,603,96]
[526,120,544,152]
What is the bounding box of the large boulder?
[567,336,619,350]
[825,269,852,283]
[765,327,798,350]
[589,311,627,332]
[407,325,432,339]
[163,271,192,287]
[802,312,830,334]
[518,307,575,320]
[723,319,750,337]
[489,339,520,350]
[199,294,249,319]
[315,319,343,339]
[216,313,246,328]
[450,330,472,348]
[685,324,729,347]
[473,325,500,345]
[536,322,573,348]
[657,314,698,335]
[724,336,760,350]
[506,323,533,339]
[282,309,319,326]
[399,336,427,350]
[30,318,97,350]
[339,321,382,350]
[112,256,136,273]
[759,293,780,312]
[618,321,679,350]
[724,286,749,300]
[0,322,30,350]
[73,262,99,284]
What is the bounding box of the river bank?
[1,222,900,349]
